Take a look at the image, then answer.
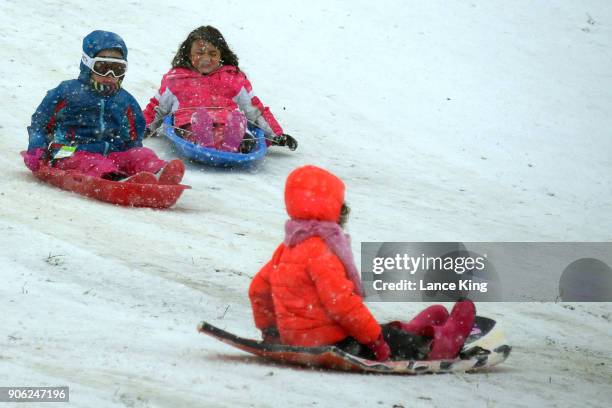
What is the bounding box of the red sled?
[198,317,511,375]
[23,155,190,209]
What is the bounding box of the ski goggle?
[81,53,128,78]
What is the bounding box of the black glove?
[272,133,298,151]
[261,326,281,343]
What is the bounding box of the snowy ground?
[1,1,611,407]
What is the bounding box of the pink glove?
[367,333,391,361]
[23,148,46,172]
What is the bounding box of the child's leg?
[221,110,247,152]
[53,151,119,178]
[388,305,449,337]
[108,147,166,176]
[190,108,214,147]
[427,300,476,360]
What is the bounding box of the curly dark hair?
[171,26,239,70]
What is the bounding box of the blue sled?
[163,117,267,168]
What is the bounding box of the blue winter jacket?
[27,31,145,155]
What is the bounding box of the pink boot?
[221,110,247,152]
[427,300,476,360]
[190,109,215,147]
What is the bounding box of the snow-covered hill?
[1,1,610,407]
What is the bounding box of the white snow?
[1,1,611,407]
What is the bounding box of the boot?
[158,159,185,185]
[222,110,247,152]
[190,108,214,147]
[427,299,476,360]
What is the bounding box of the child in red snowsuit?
[249,165,475,361]
[144,25,297,152]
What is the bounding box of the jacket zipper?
[99,99,105,138]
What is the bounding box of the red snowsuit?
[249,166,476,361]
[249,166,381,347]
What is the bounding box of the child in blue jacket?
[24,30,184,184]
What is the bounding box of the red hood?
[284,165,345,222]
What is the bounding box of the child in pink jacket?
[144,26,297,152]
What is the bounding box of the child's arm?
[120,99,146,151]
[308,249,382,345]
[143,74,177,130]
[249,260,276,331]
[26,84,66,152]
[142,93,160,127]
[233,76,283,137]
[249,244,284,333]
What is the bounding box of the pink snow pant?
[186,108,247,152]
[388,301,476,360]
[53,147,167,179]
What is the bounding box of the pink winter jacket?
[143,66,283,136]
